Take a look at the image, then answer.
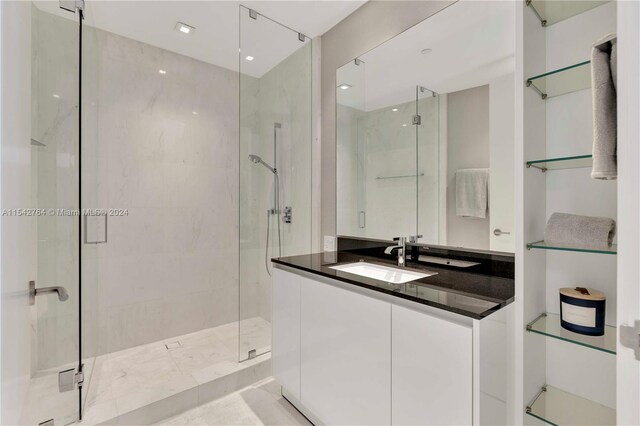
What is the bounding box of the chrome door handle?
[493,229,511,236]
[29,280,69,305]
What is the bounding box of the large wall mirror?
[336,1,516,253]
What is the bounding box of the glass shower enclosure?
[239,6,313,361]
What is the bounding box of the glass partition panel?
[417,86,443,245]
[239,6,312,361]
[80,5,100,418]
[28,3,81,423]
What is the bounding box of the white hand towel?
[456,168,489,219]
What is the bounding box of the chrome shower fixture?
[248,154,277,174]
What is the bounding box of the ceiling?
[337,1,515,111]
[33,0,365,78]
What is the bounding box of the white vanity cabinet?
[300,274,391,425]
[392,304,473,425]
[273,265,480,426]
[272,267,302,400]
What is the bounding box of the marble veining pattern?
[157,378,311,426]
[21,319,271,426]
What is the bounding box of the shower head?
[248,154,277,174]
[274,122,282,129]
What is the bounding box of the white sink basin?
[329,262,436,284]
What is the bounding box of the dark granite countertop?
[272,251,514,320]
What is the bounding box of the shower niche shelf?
[526,240,617,255]
[526,385,615,426]
[526,154,592,172]
[526,61,591,99]
[526,0,610,27]
[526,313,616,355]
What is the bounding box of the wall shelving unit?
[527,312,616,354]
[526,61,591,99]
[525,240,617,254]
[526,154,592,172]
[526,385,616,426]
[526,0,610,27]
[522,1,616,424]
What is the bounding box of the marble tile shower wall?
[91,28,240,355]
[240,44,312,325]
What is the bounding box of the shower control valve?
[283,206,292,224]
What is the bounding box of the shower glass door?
[239,6,312,361]
[28,2,89,423]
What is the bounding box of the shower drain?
[165,341,182,350]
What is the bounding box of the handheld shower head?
[248,154,277,174]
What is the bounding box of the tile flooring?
[157,378,312,426]
[22,318,272,426]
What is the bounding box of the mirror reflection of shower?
[248,122,283,276]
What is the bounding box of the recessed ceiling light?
[158,69,167,74]
[338,83,352,90]
[175,22,195,35]
[245,56,254,61]
[421,48,433,55]
[52,93,60,99]
[192,111,198,115]
[402,124,408,127]
[392,108,398,112]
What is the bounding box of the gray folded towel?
[544,212,616,248]
[591,34,617,180]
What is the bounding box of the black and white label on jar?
[562,302,596,327]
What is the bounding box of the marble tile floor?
[22,318,272,426]
[156,378,312,426]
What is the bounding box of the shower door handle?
[29,280,69,305]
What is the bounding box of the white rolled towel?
[544,212,616,248]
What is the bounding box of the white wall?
[446,85,490,250]
[490,73,516,253]
[1,2,35,424]
[616,1,640,423]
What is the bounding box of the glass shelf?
[526,155,592,172]
[527,240,617,255]
[527,61,591,99]
[527,313,616,354]
[527,1,611,27]
[526,385,615,426]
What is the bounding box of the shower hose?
[265,172,282,277]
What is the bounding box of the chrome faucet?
[385,237,406,267]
